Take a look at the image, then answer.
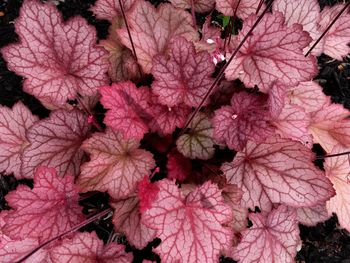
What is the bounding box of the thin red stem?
[316,150,350,159]
[256,0,265,15]
[190,0,196,27]
[118,0,143,78]
[179,0,274,136]
[16,208,112,263]
[305,1,350,57]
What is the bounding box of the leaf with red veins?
[167,149,191,182]
[152,37,215,107]
[216,0,264,20]
[288,81,327,113]
[50,231,132,263]
[21,109,89,179]
[267,82,286,119]
[0,102,38,178]
[100,82,152,140]
[77,129,155,199]
[176,113,215,160]
[3,166,83,242]
[225,12,317,93]
[90,0,136,21]
[111,196,156,249]
[272,0,324,56]
[0,235,41,263]
[142,180,232,263]
[272,103,313,148]
[309,101,350,153]
[100,18,140,82]
[117,1,199,73]
[148,93,191,136]
[212,92,275,151]
[325,145,350,232]
[170,0,215,13]
[222,137,335,211]
[233,205,300,263]
[319,4,350,60]
[222,184,248,233]
[296,204,330,226]
[0,0,108,109]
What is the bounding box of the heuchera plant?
[0,0,350,262]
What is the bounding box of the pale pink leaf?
[3,166,83,242]
[50,231,132,263]
[0,102,38,178]
[21,109,89,179]
[216,0,264,19]
[176,113,215,160]
[222,137,335,211]
[272,103,313,148]
[117,1,198,73]
[152,37,215,107]
[296,204,330,226]
[148,93,191,136]
[233,205,300,263]
[90,0,136,21]
[272,0,324,56]
[287,81,327,113]
[0,0,108,108]
[77,129,155,199]
[142,180,232,263]
[309,101,350,153]
[100,82,151,140]
[111,196,156,249]
[325,145,350,232]
[212,92,275,151]
[225,12,317,93]
[222,184,248,233]
[166,149,191,182]
[319,4,350,60]
[170,0,215,13]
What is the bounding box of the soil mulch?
[0,0,350,262]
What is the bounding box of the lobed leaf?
[0,102,38,178]
[216,0,264,19]
[90,0,136,21]
[77,129,155,199]
[170,0,215,13]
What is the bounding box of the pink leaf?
[222,137,335,211]
[319,4,350,60]
[142,179,232,263]
[212,92,275,151]
[325,145,350,232]
[176,113,215,160]
[148,93,191,136]
[0,102,38,178]
[3,166,83,242]
[117,1,198,73]
[167,149,191,182]
[49,231,132,263]
[272,0,324,56]
[296,204,330,226]
[21,109,89,179]
[77,129,155,199]
[287,81,327,113]
[138,176,160,214]
[0,0,108,108]
[233,205,300,263]
[309,101,350,153]
[170,0,215,13]
[272,103,313,148]
[152,37,215,107]
[90,0,136,21]
[216,0,264,19]
[111,196,156,249]
[100,82,151,140]
[222,184,248,233]
[225,12,317,93]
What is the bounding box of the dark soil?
[0,0,350,262]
